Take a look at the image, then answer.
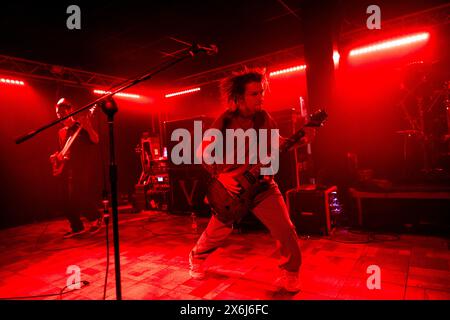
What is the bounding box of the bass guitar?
[49,123,83,176]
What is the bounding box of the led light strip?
[0,78,25,86]
[269,65,307,77]
[165,87,201,98]
[349,32,430,57]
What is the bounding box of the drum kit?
[396,61,449,181]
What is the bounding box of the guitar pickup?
[243,171,257,184]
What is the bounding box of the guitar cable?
[0,281,90,300]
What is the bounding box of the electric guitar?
[50,105,98,176]
[50,123,83,176]
[206,109,328,224]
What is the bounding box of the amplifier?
[132,184,147,213]
[149,174,170,190]
[286,185,338,236]
[163,116,213,216]
[163,115,213,168]
[147,190,170,211]
[168,167,210,216]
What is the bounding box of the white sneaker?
[189,252,206,280]
[275,270,301,293]
[88,217,103,235]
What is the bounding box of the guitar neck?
[243,109,326,178]
[60,125,83,157]
[247,128,306,177]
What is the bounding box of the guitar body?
[50,123,84,177]
[206,171,262,224]
[50,152,65,176]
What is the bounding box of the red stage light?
[269,65,307,77]
[349,32,430,57]
[0,77,25,86]
[93,89,140,99]
[165,87,201,98]
[333,50,340,66]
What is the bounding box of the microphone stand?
[15,44,213,300]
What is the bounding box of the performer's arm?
[85,125,99,144]
[79,117,99,144]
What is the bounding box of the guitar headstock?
[305,109,328,127]
[280,109,328,152]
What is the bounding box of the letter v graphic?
[179,180,198,206]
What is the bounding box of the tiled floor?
[0,211,449,300]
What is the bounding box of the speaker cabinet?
[163,116,213,167]
[168,167,210,215]
[286,185,337,235]
[163,116,214,215]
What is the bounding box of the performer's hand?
[297,136,309,147]
[77,115,92,128]
[77,115,99,144]
[285,136,309,150]
[49,151,58,161]
[217,172,241,195]
[50,151,62,162]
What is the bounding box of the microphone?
[191,43,218,56]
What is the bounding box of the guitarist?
[189,69,304,292]
[52,98,103,238]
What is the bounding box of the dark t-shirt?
[58,126,99,172]
[58,125,102,203]
[203,109,279,176]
